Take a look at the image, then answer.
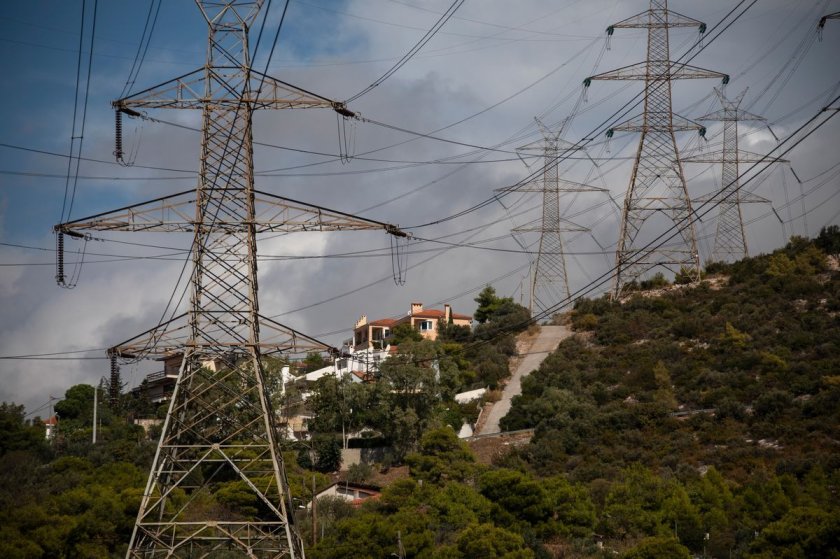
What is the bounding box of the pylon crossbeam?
[611,112,703,132]
[115,68,347,112]
[610,7,704,29]
[55,189,393,234]
[588,61,726,82]
[108,312,333,361]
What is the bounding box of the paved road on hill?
[477,325,572,435]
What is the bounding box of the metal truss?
[500,118,607,316]
[683,88,783,262]
[52,2,405,557]
[55,189,400,235]
[585,0,728,298]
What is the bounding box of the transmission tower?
[584,0,728,297]
[505,119,606,316]
[683,88,783,262]
[54,2,405,557]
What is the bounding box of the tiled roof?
[350,371,376,382]
[412,309,472,320]
[369,318,396,326]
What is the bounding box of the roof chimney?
[444,304,451,322]
[410,302,423,315]
[354,314,368,329]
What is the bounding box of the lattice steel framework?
[684,88,780,262]
[585,0,727,297]
[54,2,404,557]
[506,119,605,315]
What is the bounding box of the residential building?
[43,416,58,440]
[131,353,231,404]
[131,354,181,404]
[352,302,471,351]
[308,482,381,509]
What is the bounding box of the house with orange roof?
[352,302,471,351]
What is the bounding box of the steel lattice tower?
[54,2,404,557]
[585,0,727,297]
[684,88,779,262]
[507,119,605,316]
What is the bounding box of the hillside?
[1,229,838,558]
[504,233,840,486]
[308,230,840,559]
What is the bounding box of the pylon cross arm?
[611,113,703,132]
[586,62,727,82]
[108,312,335,361]
[54,189,402,235]
[682,150,787,164]
[114,67,350,114]
[609,8,704,30]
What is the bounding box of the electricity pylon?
[503,118,606,316]
[584,0,728,298]
[683,88,782,262]
[54,2,405,557]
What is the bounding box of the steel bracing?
[683,88,781,262]
[585,0,727,298]
[53,2,404,557]
[504,119,605,316]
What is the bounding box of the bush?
[573,312,599,331]
[345,462,373,484]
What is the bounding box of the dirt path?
[476,325,572,435]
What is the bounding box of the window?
[419,320,434,331]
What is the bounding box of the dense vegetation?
[307,230,840,558]
[305,287,532,462]
[2,230,838,558]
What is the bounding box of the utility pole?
[683,88,782,262]
[53,2,405,557]
[501,118,606,316]
[92,385,97,445]
[311,454,317,549]
[397,531,406,559]
[584,0,728,298]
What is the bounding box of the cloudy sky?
[1,0,839,414]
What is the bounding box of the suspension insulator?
[114,109,124,162]
[109,353,120,407]
[55,231,65,286]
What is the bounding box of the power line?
[120,0,162,98]
[524,94,840,328]
[402,0,759,231]
[345,0,465,103]
[59,0,96,224]
[8,105,837,363]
